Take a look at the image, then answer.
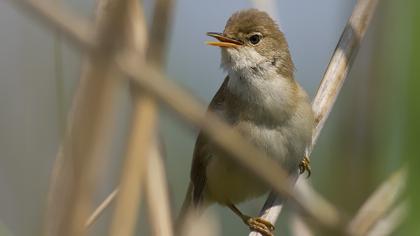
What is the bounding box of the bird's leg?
[227,203,275,236]
[299,155,311,177]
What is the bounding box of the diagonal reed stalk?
[9,0,400,235]
[347,168,406,235]
[9,0,344,230]
[366,201,407,236]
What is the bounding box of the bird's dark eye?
[249,34,261,45]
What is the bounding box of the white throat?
[221,47,296,118]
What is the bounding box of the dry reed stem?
[106,0,151,235]
[81,0,149,230]
[347,168,406,235]
[85,188,119,228]
[142,1,174,235]
[40,0,135,233]
[11,0,341,230]
[145,140,174,236]
[311,0,380,150]
[250,0,380,234]
[146,0,174,65]
[34,0,146,234]
[250,0,279,26]
[46,65,119,236]
[4,6,96,233]
[295,178,340,226]
[109,0,173,234]
[85,0,174,229]
[10,0,94,50]
[83,0,149,230]
[366,201,407,236]
[109,96,157,236]
[290,213,314,236]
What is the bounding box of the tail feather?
[177,183,193,221]
[175,182,209,235]
[175,182,193,235]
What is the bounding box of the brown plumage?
[177,9,314,236]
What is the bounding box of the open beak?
[206,32,243,48]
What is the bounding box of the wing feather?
[190,76,229,205]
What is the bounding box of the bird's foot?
[299,155,311,178]
[245,217,275,236]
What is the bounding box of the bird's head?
[206,9,294,79]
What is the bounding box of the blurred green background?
[0,0,417,235]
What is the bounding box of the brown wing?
[190,76,229,206]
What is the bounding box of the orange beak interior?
[206,32,243,48]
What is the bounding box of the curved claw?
[299,156,311,178]
[247,217,275,236]
[227,204,275,235]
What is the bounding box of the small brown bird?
[178,9,314,236]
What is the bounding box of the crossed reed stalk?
[7,0,406,235]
